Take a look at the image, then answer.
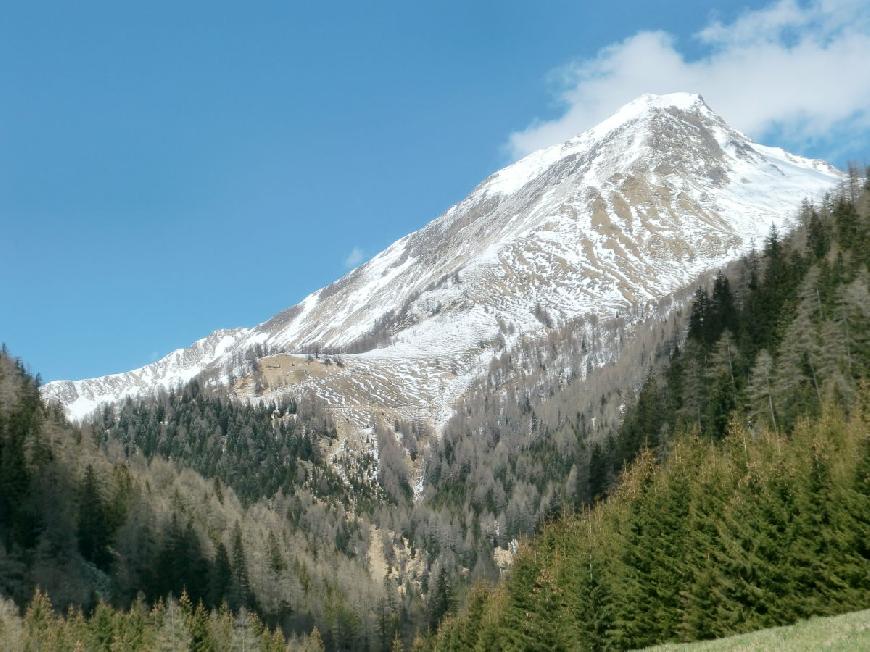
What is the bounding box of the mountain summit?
[43,93,842,424]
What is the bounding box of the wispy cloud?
[344,246,365,269]
[508,0,870,160]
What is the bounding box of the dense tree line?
[0,589,328,651]
[431,398,868,650]
[93,383,357,508]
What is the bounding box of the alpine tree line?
[428,176,869,648]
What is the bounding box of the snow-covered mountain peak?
[584,91,711,136]
[627,91,705,107]
[43,94,843,424]
[484,92,715,197]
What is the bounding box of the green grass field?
[642,610,870,651]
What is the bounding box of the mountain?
[42,93,842,427]
[427,184,870,649]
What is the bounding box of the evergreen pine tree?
[427,565,453,632]
[687,288,710,346]
[229,522,251,610]
[187,601,214,652]
[267,530,286,574]
[209,541,232,607]
[77,464,112,569]
[705,332,742,439]
[588,442,608,501]
[774,269,824,426]
[563,530,614,651]
[746,350,778,432]
[709,272,739,343]
[806,207,829,259]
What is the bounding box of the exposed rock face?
[43,93,842,426]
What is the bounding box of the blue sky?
[2,1,868,381]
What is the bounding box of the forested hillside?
[92,383,384,512]
[432,403,868,650]
[429,176,870,649]
[417,291,691,571]
[0,350,411,650]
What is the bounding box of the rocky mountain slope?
[43,93,842,427]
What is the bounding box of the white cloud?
[508,0,870,159]
[344,246,365,269]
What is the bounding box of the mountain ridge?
[42,92,843,424]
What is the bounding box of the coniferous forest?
[430,400,867,650]
[0,350,379,649]
[0,175,867,650]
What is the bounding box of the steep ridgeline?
[43,93,841,429]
